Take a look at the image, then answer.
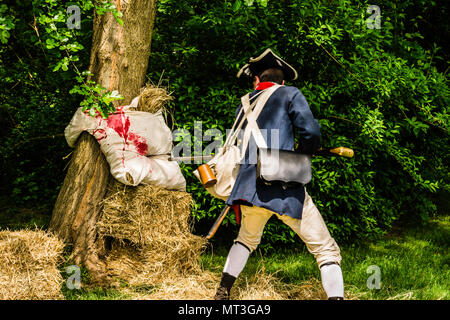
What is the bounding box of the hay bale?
[124,273,221,300]
[98,182,195,246]
[137,84,173,114]
[98,181,207,284]
[121,264,354,300]
[0,229,64,300]
[235,268,357,300]
[96,181,348,300]
[235,268,288,300]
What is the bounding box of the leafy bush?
[148,0,449,247]
[0,0,121,206]
[0,0,448,249]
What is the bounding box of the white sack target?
[65,104,186,191]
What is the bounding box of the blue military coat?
[225,82,321,220]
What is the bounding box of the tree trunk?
[49,0,157,283]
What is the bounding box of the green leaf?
[233,0,242,12]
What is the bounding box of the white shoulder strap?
[240,84,282,159]
[223,90,264,149]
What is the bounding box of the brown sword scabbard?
[206,206,231,240]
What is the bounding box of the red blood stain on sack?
[107,113,130,142]
[107,109,148,156]
[93,128,107,142]
[128,132,148,155]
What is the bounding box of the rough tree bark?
[49,0,157,282]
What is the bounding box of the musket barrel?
[169,155,213,162]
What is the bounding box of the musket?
[169,147,354,162]
[206,206,231,240]
[313,147,354,158]
[170,147,354,240]
[169,155,213,162]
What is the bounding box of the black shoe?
[214,286,230,300]
[214,272,236,300]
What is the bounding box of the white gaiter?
[223,242,251,278]
[320,263,344,298]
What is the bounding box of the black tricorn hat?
[236,48,298,81]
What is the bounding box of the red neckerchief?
[256,81,277,90]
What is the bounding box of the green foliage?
[0,0,448,249]
[0,4,15,44]
[70,71,123,118]
[149,0,449,247]
[0,0,122,205]
[35,0,124,116]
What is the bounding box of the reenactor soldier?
[214,49,344,300]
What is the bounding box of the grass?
[227,216,450,300]
[0,205,50,231]
[208,215,449,300]
[58,215,449,300]
[1,200,448,300]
